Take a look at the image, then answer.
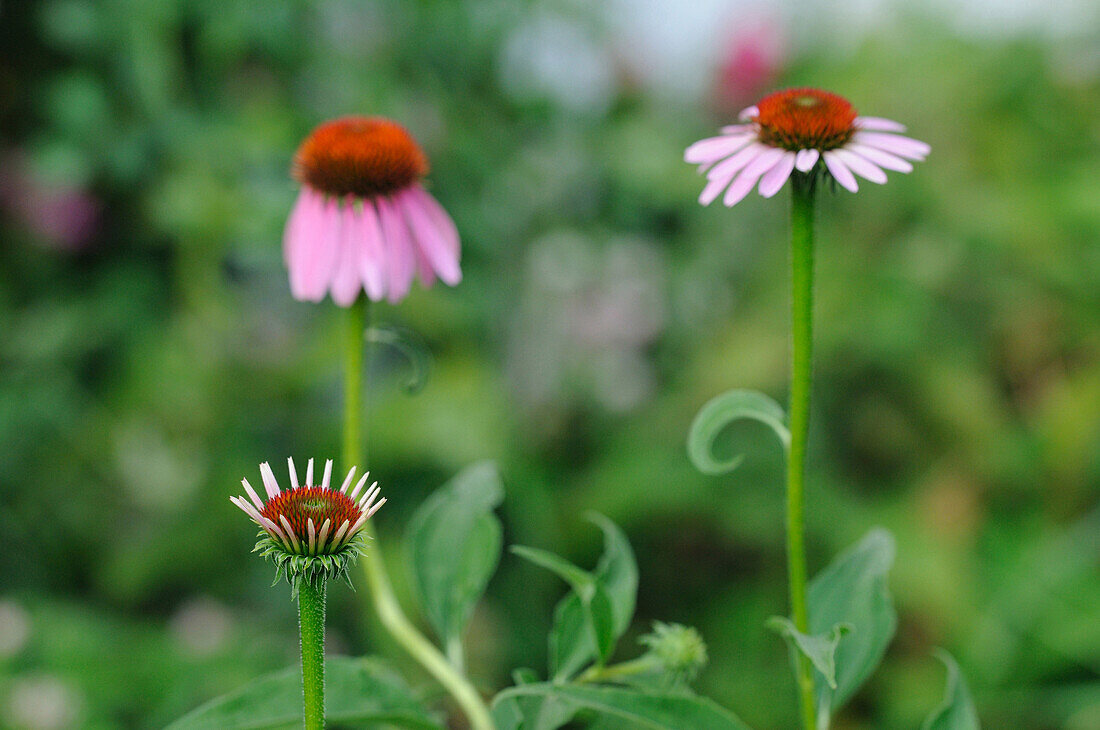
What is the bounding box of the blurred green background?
[1,0,1098,728]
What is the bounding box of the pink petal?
[847,143,912,173]
[832,149,887,184]
[707,142,766,181]
[823,151,858,193]
[758,152,797,198]
[329,201,364,306]
[240,478,264,511]
[397,188,462,286]
[720,123,754,134]
[739,105,759,120]
[376,196,416,304]
[795,149,820,172]
[278,515,301,552]
[282,189,312,267]
[339,466,357,494]
[684,134,756,165]
[259,462,281,498]
[698,174,732,206]
[853,132,930,160]
[724,147,785,206]
[287,458,300,490]
[356,201,388,301]
[320,459,333,491]
[291,195,342,302]
[408,186,460,260]
[285,189,325,297]
[855,116,907,132]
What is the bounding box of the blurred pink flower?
[686,87,929,207]
[284,117,461,306]
[713,18,786,110]
[0,154,100,251]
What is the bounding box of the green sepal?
[253,531,370,592]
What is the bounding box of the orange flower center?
[293,116,428,198]
[753,88,857,151]
[260,486,363,546]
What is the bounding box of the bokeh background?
[2,0,1098,728]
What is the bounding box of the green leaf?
[766,617,852,690]
[493,684,754,730]
[406,462,504,654]
[921,651,980,730]
[492,691,578,730]
[548,515,639,679]
[687,389,790,475]
[808,528,897,716]
[512,545,617,667]
[166,656,441,730]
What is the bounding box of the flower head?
[284,116,461,306]
[685,87,929,207]
[232,457,386,587]
[639,622,708,687]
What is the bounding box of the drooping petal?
[259,462,281,498]
[356,201,388,302]
[720,123,754,134]
[855,116,907,132]
[758,152,797,198]
[698,174,733,206]
[846,143,912,173]
[684,134,756,165]
[285,189,326,299]
[832,148,887,184]
[408,186,460,260]
[707,142,767,182]
[853,132,930,160]
[823,151,859,192]
[397,187,462,286]
[282,189,313,267]
[724,147,786,206]
[795,149,820,172]
[292,194,342,303]
[375,195,416,304]
[329,200,364,306]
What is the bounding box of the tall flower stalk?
[787,172,817,730]
[343,298,495,730]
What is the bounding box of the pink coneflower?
[231,457,385,557]
[685,88,929,207]
[283,117,462,306]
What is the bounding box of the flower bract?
[284,116,462,306]
[685,87,929,207]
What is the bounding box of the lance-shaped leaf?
[921,651,980,730]
[767,617,852,690]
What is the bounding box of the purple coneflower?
[284,117,462,306]
[685,87,929,206]
[232,457,385,561]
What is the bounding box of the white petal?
[724,147,786,207]
[307,518,317,555]
[305,458,314,487]
[823,151,858,193]
[847,143,912,173]
[358,483,380,510]
[279,514,302,552]
[855,116,907,132]
[230,496,260,523]
[853,132,930,160]
[339,466,357,494]
[832,148,887,184]
[240,478,264,511]
[260,516,293,551]
[287,457,300,490]
[350,472,370,499]
[330,520,351,550]
[758,152,797,198]
[684,134,755,165]
[321,459,333,491]
[707,142,766,181]
[366,497,387,519]
[259,462,280,498]
[795,149,820,172]
[316,518,332,553]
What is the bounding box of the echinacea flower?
[685,87,929,207]
[284,116,462,306]
[232,457,386,586]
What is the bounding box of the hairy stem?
[342,297,494,730]
[788,175,817,730]
[297,580,327,730]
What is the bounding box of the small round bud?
[639,622,708,686]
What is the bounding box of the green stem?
[788,175,817,730]
[342,298,494,730]
[576,656,657,684]
[298,580,327,730]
